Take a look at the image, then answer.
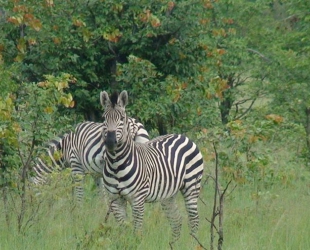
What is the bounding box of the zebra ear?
[100,91,111,108]
[118,90,128,108]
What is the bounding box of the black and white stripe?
[100,90,204,244]
[32,119,149,203]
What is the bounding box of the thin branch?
[205,217,219,232]
[203,174,215,186]
[199,196,208,206]
[22,199,43,232]
[191,233,208,250]
[225,184,237,199]
[247,48,271,62]
[218,180,233,250]
[210,142,219,250]
[234,98,254,106]
[234,97,257,120]
[233,76,251,88]
[221,180,232,198]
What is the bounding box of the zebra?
[32,119,149,203]
[100,90,204,244]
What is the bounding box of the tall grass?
[1,154,310,250]
[224,182,310,250]
[1,176,310,250]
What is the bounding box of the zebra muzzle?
[105,130,117,152]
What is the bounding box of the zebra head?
[100,90,129,152]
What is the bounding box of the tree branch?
[234,97,257,120]
[191,233,208,250]
[247,48,271,62]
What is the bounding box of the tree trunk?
[219,75,234,125]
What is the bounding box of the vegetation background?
[1,0,310,249]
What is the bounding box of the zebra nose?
[105,130,117,151]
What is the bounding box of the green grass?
[1,174,310,250]
[224,183,310,250]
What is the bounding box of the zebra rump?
[31,132,72,185]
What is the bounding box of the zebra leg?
[110,196,128,224]
[180,183,201,236]
[93,177,109,201]
[71,172,85,204]
[131,198,146,236]
[161,196,182,244]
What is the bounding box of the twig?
[218,180,233,250]
[191,233,208,250]
[199,196,208,206]
[210,142,219,250]
[206,217,219,232]
[224,184,237,199]
[247,48,271,62]
[234,96,257,120]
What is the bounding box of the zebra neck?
[105,137,134,169]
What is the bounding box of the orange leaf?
[30,19,42,31]
[28,38,37,45]
[7,16,20,25]
[46,0,54,7]
[181,82,187,89]
[199,19,210,25]
[265,114,284,124]
[217,49,225,55]
[23,13,34,21]
[69,100,75,108]
[53,37,61,44]
[17,39,26,53]
[73,19,85,27]
[37,81,48,87]
[197,107,202,116]
[168,2,176,12]
[202,128,208,134]
[150,15,161,28]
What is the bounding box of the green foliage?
[0,0,217,124]
[116,55,217,133]
[197,112,303,189]
[1,0,309,136]
[0,68,75,231]
[0,73,74,183]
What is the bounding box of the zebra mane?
[110,91,119,108]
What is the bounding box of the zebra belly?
[145,188,180,203]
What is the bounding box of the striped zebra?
[32,119,149,203]
[100,90,204,244]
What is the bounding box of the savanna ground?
[1,146,310,250]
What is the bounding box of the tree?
[257,1,310,159]
[0,68,74,231]
[0,0,217,133]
